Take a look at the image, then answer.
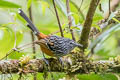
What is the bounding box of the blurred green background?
[0,0,120,80]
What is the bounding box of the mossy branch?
[0,53,120,74]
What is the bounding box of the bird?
[18,9,82,63]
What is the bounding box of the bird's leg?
[42,53,49,65]
[57,57,64,69]
[42,53,54,80]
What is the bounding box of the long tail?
[18,9,40,35]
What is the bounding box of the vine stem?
[66,0,76,41]
[28,4,37,80]
[53,0,64,37]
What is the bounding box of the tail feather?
[18,9,40,35]
[76,43,83,48]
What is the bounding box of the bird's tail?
[18,9,40,35]
[75,43,83,48]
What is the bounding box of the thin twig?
[28,5,36,58]
[66,0,76,41]
[49,25,80,35]
[0,49,14,61]
[0,43,36,61]
[28,5,37,80]
[108,0,111,19]
[70,0,85,20]
[0,38,37,61]
[0,41,38,61]
[18,41,37,49]
[18,44,37,52]
[52,0,64,37]
[78,0,83,11]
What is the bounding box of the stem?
[28,6,36,60]
[28,5,37,80]
[70,0,85,20]
[53,0,64,37]
[66,0,76,41]
[78,0,100,50]
[109,0,111,17]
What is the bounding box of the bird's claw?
[58,58,64,69]
[43,58,49,66]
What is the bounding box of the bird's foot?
[43,58,54,80]
[58,57,64,69]
[43,58,49,66]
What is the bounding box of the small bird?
[18,9,82,61]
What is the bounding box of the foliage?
[0,0,120,80]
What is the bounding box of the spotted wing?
[46,35,79,57]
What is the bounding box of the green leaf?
[17,13,26,25]
[89,24,120,52]
[55,0,67,16]
[40,1,49,15]
[92,24,102,32]
[112,17,120,23]
[9,51,26,59]
[77,73,118,80]
[45,0,67,16]
[71,26,80,30]
[0,0,21,8]
[16,30,23,46]
[0,24,23,59]
[27,0,32,10]
[0,27,14,59]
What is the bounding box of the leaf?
[17,13,26,25]
[93,13,103,23]
[9,51,26,59]
[89,24,120,52]
[108,12,116,21]
[27,0,32,10]
[71,26,80,30]
[0,0,21,8]
[0,24,23,59]
[72,13,80,24]
[77,73,118,80]
[0,27,14,59]
[55,0,67,16]
[45,0,67,16]
[112,18,120,23]
[40,1,49,15]
[92,24,102,32]
[16,30,23,46]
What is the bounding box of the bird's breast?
[40,44,55,57]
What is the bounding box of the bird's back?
[36,35,81,57]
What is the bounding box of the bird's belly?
[40,45,55,56]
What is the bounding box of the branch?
[70,0,85,20]
[78,0,100,50]
[1,53,120,74]
[28,4,37,79]
[28,2,36,60]
[53,0,64,37]
[66,0,76,41]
